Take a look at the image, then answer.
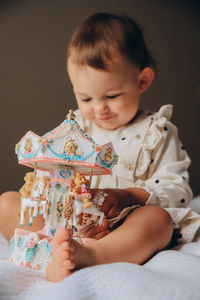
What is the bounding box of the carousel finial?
[66,110,76,121]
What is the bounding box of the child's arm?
[136,120,193,209]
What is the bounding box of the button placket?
[119,116,152,179]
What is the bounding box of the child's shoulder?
[145,104,173,121]
[145,104,178,136]
[142,104,176,133]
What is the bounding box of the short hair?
[67,12,156,71]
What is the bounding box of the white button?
[126,164,134,171]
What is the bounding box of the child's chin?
[95,121,119,130]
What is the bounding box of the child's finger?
[100,218,109,230]
[107,206,120,218]
[94,230,110,240]
[101,199,113,214]
[90,188,104,197]
[84,219,109,238]
[90,188,98,197]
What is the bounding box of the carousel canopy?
[15,110,118,175]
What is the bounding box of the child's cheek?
[113,102,127,111]
[79,105,92,120]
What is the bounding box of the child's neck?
[127,109,141,125]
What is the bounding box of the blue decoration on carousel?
[59,169,71,178]
[99,156,116,168]
[18,147,40,159]
[9,238,15,256]
[43,241,51,254]
[26,244,38,262]
[17,236,25,247]
[47,146,95,162]
[50,228,56,237]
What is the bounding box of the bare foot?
[46,228,96,282]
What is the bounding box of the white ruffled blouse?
[75,105,200,244]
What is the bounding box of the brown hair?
[67,12,156,71]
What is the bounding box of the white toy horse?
[64,172,107,235]
[65,192,105,229]
[19,176,49,226]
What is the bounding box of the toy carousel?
[9,110,118,273]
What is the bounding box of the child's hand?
[84,187,149,240]
[82,189,131,239]
[81,218,110,240]
[91,188,134,219]
[91,187,149,219]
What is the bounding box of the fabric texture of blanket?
[1,197,200,300]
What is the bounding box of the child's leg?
[0,191,45,241]
[46,205,173,282]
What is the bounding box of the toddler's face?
[68,54,144,130]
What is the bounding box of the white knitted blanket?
[1,231,200,300]
[1,196,200,300]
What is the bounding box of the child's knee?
[144,205,173,247]
[148,206,172,226]
[129,205,173,247]
[0,191,20,216]
[0,191,21,240]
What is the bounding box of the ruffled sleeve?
[134,105,193,208]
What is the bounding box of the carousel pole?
[89,168,93,188]
[34,162,37,180]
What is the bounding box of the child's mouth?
[98,115,114,121]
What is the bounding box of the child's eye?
[106,94,120,99]
[81,98,91,102]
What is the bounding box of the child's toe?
[63,259,75,270]
[54,228,70,245]
[60,241,70,251]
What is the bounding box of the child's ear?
[138,67,154,93]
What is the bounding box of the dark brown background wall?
[1,0,200,195]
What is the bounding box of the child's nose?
[95,100,109,115]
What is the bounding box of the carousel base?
[8,228,52,274]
